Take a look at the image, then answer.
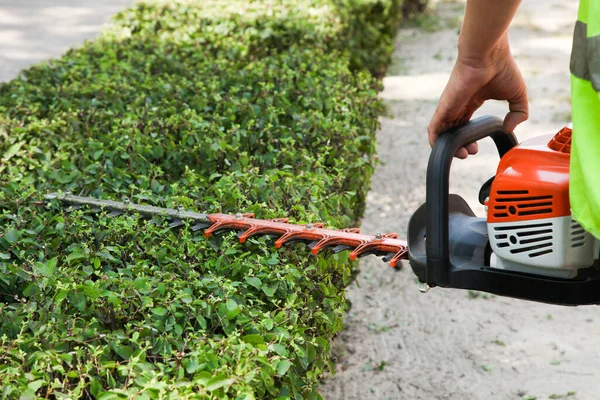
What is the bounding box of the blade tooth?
[311,235,366,255]
[388,248,409,268]
[349,242,381,260]
[107,210,123,217]
[276,237,312,248]
[307,240,319,249]
[275,230,321,249]
[236,230,247,238]
[168,219,185,228]
[332,245,352,254]
[310,237,335,254]
[204,221,229,238]
[382,252,396,262]
[66,205,83,213]
[191,222,210,232]
[205,218,254,238]
[239,226,289,244]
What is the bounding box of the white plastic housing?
[488,216,597,278]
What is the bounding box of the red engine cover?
[487,125,572,223]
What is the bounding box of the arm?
[428,0,528,159]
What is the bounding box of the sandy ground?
[0,0,132,82]
[318,1,600,400]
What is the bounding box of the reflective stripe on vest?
[570,20,600,92]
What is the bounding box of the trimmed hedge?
[0,0,406,398]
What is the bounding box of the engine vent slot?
[548,125,572,154]
[494,222,554,258]
[497,190,529,195]
[571,220,586,248]
[492,191,554,219]
[494,222,552,231]
[510,242,552,254]
[517,228,553,237]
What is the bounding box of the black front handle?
[425,115,519,286]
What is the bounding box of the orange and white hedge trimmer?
[45,116,600,306]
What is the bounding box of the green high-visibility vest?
[570,0,600,239]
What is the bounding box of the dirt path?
[319,1,600,399]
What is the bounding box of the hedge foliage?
[0,0,406,398]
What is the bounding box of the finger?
[455,147,469,159]
[428,86,471,147]
[427,111,447,148]
[461,97,484,124]
[454,143,477,159]
[503,87,529,133]
[465,142,478,155]
[428,119,450,148]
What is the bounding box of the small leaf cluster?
[0,0,409,398]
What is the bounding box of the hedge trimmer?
[44,116,600,306]
[43,191,409,268]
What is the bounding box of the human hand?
[427,36,528,159]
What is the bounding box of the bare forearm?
[428,0,528,153]
[458,0,522,67]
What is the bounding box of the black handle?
[425,115,519,286]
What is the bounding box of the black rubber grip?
[425,115,519,286]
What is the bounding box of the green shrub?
[0,0,406,398]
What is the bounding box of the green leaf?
[276,359,292,377]
[97,393,124,400]
[134,277,149,291]
[206,375,235,391]
[3,229,19,244]
[90,378,102,397]
[186,357,200,374]
[3,141,25,161]
[266,254,279,265]
[226,298,238,311]
[54,290,68,303]
[115,345,133,360]
[17,389,36,400]
[151,307,168,316]
[194,371,213,386]
[226,299,240,319]
[236,393,256,400]
[66,251,85,264]
[33,260,55,278]
[196,315,207,330]
[27,379,45,392]
[264,318,274,330]
[0,252,10,260]
[245,276,261,289]
[242,334,264,346]
[261,286,274,297]
[269,343,288,357]
[22,283,38,297]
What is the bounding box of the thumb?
[503,88,529,133]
